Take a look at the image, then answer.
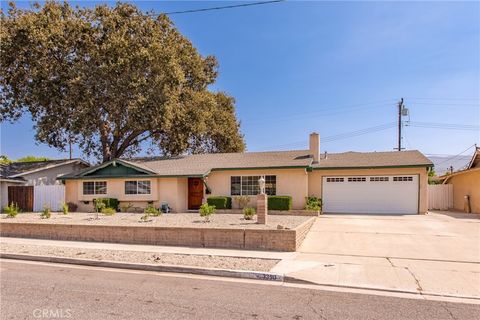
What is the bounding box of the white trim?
[0,179,26,184]
[10,159,89,178]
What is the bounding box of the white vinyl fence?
[33,184,65,212]
[428,184,453,211]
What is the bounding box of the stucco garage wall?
[308,167,428,214]
[206,168,309,209]
[447,170,480,214]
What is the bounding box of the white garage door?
[322,175,419,214]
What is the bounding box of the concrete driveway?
[272,211,480,299]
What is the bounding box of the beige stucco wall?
[308,167,429,214]
[206,168,309,210]
[65,178,188,213]
[64,166,429,214]
[446,170,480,214]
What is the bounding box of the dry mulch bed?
[0,243,279,272]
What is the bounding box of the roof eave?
[312,164,433,170]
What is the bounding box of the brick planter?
[0,217,315,252]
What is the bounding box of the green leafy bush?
[101,207,116,215]
[268,196,292,211]
[305,196,322,212]
[144,205,161,216]
[243,207,256,220]
[207,196,232,209]
[3,202,19,218]
[234,196,250,209]
[40,205,51,219]
[61,202,69,215]
[199,203,216,222]
[95,198,119,211]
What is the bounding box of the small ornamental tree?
[1,2,245,162]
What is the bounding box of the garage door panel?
[322,175,419,214]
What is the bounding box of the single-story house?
[61,133,433,215]
[439,147,480,214]
[1,159,90,210]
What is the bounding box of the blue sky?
[1,1,479,164]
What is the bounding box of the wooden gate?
[428,184,453,211]
[8,186,34,211]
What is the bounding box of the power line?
[434,144,476,166]
[155,1,285,16]
[407,122,479,131]
[262,122,396,149]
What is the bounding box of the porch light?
[258,176,266,195]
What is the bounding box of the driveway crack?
[404,266,423,293]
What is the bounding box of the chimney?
[309,132,320,163]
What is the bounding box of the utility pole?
[396,98,404,151]
[69,141,72,160]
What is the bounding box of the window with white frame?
[326,177,344,182]
[83,181,107,195]
[230,175,276,196]
[125,180,151,195]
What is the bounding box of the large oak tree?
[1,1,245,162]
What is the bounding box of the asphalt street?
[1,259,479,320]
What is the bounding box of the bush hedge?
[95,198,119,211]
[268,196,292,211]
[207,196,232,209]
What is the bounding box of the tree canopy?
[1,1,245,162]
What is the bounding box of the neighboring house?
[0,159,90,210]
[439,147,480,214]
[61,133,433,215]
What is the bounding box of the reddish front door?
[188,178,204,210]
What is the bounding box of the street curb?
[0,253,284,282]
[283,276,480,301]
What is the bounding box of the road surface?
[1,259,478,320]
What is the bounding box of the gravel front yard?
[0,243,279,272]
[0,212,310,230]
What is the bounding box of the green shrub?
[40,205,51,219]
[61,202,69,215]
[95,198,119,211]
[243,207,256,220]
[207,196,232,209]
[234,196,250,209]
[268,196,292,211]
[101,207,116,216]
[305,196,322,212]
[199,203,216,222]
[144,205,161,216]
[3,202,19,218]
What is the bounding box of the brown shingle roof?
[61,149,432,179]
[312,150,432,169]
[131,150,312,176]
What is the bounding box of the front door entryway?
[188,178,204,210]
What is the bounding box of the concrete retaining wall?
[0,218,315,252]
